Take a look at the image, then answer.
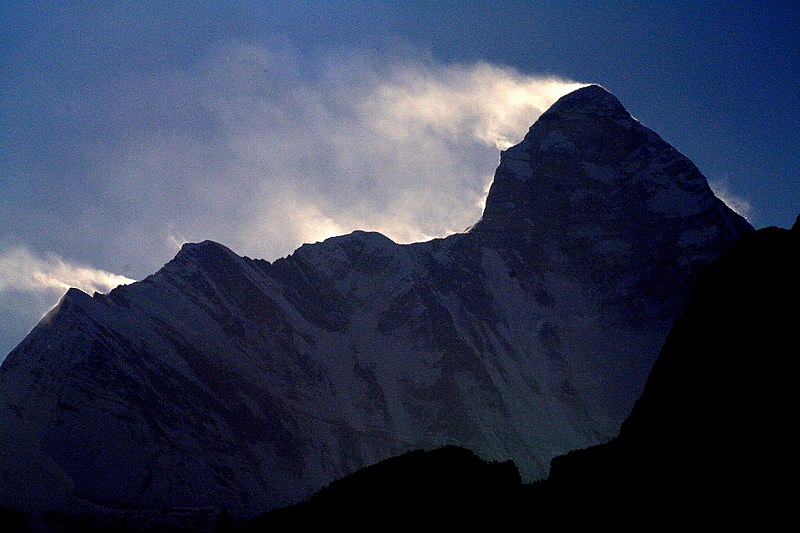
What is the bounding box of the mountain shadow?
[0,507,27,533]
[543,216,800,526]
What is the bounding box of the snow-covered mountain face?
[0,85,751,518]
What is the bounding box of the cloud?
[73,43,584,268]
[709,179,752,220]
[365,63,584,151]
[0,44,583,360]
[0,246,134,295]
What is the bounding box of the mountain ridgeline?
[252,219,800,527]
[0,85,751,523]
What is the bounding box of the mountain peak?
[473,81,729,232]
[544,84,630,119]
[178,240,230,253]
[165,240,245,275]
[472,82,751,320]
[174,240,236,261]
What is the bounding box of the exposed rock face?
[250,219,800,528]
[472,84,751,420]
[0,85,751,519]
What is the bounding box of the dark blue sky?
[1,1,798,357]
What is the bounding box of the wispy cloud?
[1,44,584,359]
[709,178,752,220]
[75,44,584,265]
[362,61,585,151]
[0,247,134,295]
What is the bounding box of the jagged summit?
[167,239,247,273]
[543,84,630,119]
[175,239,236,258]
[298,230,398,253]
[473,82,750,325]
[474,81,744,234]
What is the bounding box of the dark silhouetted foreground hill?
[249,218,800,527]
[245,446,522,529]
[544,216,800,525]
[0,507,27,533]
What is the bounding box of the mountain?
[0,85,751,523]
[249,217,799,528]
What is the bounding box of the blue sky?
[1,1,798,358]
